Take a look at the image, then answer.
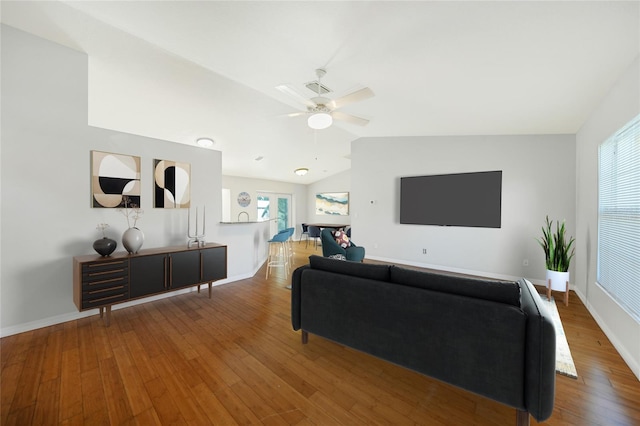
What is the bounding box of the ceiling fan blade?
[329,87,374,109]
[286,111,308,118]
[276,110,308,119]
[275,84,316,108]
[332,111,370,126]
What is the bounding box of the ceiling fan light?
[308,112,332,130]
[294,168,309,176]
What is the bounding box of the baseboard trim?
[0,274,246,338]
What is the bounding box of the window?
[597,114,640,321]
[257,195,270,221]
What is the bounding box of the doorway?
[256,192,293,236]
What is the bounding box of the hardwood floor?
[2,243,639,425]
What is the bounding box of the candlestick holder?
[187,206,206,248]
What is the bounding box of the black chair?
[307,225,321,249]
[298,223,309,245]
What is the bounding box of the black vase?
[93,237,117,256]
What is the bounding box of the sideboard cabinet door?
[130,254,166,298]
[202,246,227,282]
[170,250,201,289]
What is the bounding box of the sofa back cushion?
[309,255,391,281]
[389,266,520,306]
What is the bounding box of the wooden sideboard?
[73,243,227,325]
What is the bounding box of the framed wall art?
[154,159,191,208]
[315,192,349,216]
[91,150,141,208]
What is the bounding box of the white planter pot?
[122,227,144,254]
[546,269,569,292]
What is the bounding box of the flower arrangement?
[96,223,110,238]
[118,196,144,228]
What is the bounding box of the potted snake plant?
[537,215,575,291]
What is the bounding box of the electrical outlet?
[423,248,427,254]
[522,259,529,266]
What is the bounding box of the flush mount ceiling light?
[294,168,309,176]
[196,137,214,148]
[307,110,333,130]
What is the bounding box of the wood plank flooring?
[2,243,639,425]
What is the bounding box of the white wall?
[307,170,352,227]
[575,56,640,379]
[351,135,576,283]
[0,26,257,336]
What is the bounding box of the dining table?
[306,223,349,230]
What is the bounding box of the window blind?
[597,114,640,322]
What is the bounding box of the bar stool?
[283,227,295,261]
[266,232,290,279]
[276,228,294,260]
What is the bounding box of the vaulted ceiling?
[2,1,638,183]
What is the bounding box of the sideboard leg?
[301,330,308,344]
[208,282,212,299]
[564,280,569,306]
[516,409,529,426]
[547,279,552,301]
[103,305,112,327]
[99,306,104,318]
[197,285,201,293]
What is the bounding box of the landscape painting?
[316,192,349,216]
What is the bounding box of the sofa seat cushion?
[389,266,521,306]
[309,255,390,281]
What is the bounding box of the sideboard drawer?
[80,260,129,309]
[82,260,128,283]
[82,285,129,309]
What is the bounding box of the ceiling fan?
[276,68,374,130]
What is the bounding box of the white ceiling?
[2,1,639,184]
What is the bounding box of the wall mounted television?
[400,170,502,228]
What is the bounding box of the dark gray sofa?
[291,255,556,426]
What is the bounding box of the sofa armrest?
[345,246,365,262]
[291,265,310,330]
[321,229,347,257]
[518,278,556,422]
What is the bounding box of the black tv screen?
[400,171,502,228]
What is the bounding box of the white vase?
[546,269,569,292]
[122,227,144,254]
